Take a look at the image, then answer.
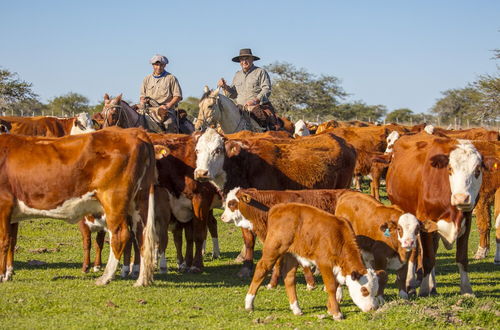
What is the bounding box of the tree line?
[1,52,498,126]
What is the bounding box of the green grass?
[0,185,499,329]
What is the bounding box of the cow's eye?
[474,166,481,178]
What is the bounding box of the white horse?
[195,87,263,133]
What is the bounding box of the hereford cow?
[386,133,490,295]
[0,113,96,137]
[293,119,310,137]
[221,188,435,298]
[148,133,221,273]
[194,128,356,277]
[245,203,385,320]
[469,140,500,261]
[0,127,157,286]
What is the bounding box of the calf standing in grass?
[245,203,385,320]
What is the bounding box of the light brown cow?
[0,127,157,286]
[0,113,96,137]
[245,203,385,320]
[387,132,491,295]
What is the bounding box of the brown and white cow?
[245,203,385,319]
[0,127,157,286]
[148,133,221,272]
[386,133,489,295]
[221,188,434,298]
[194,128,356,276]
[0,113,96,137]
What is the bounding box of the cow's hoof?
[329,311,344,321]
[178,262,188,273]
[234,254,245,263]
[93,266,102,273]
[130,271,140,279]
[399,290,409,300]
[159,267,168,274]
[212,252,220,260]
[473,247,489,259]
[188,266,202,273]
[266,283,276,290]
[95,277,110,286]
[306,283,316,291]
[82,265,90,273]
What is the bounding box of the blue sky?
[1,0,498,114]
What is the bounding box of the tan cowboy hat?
[232,48,260,62]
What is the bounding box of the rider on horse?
[138,54,184,133]
[217,48,280,131]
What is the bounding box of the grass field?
[0,186,499,329]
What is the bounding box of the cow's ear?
[192,131,203,142]
[154,145,170,159]
[420,219,438,233]
[430,154,449,169]
[483,156,500,172]
[225,140,243,158]
[240,193,252,203]
[351,270,362,281]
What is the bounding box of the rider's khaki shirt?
[224,66,271,106]
[140,72,182,105]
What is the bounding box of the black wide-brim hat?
[232,48,261,62]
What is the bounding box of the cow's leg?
[184,221,194,269]
[207,211,220,259]
[234,244,246,263]
[396,264,410,299]
[318,263,343,320]
[0,198,14,282]
[352,175,362,191]
[120,237,133,278]
[473,194,491,259]
[93,230,105,272]
[238,228,256,279]
[419,232,438,296]
[245,243,284,312]
[456,213,473,295]
[267,256,283,289]
[97,220,129,286]
[172,222,186,271]
[370,167,382,201]
[6,222,18,280]
[282,254,302,315]
[373,254,389,300]
[157,217,168,274]
[78,218,92,273]
[130,236,141,278]
[493,188,500,264]
[303,267,316,290]
[190,196,210,272]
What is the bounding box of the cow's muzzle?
[194,169,211,181]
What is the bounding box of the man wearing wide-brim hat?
[218,48,279,130]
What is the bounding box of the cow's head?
[424,124,434,134]
[380,214,438,251]
[385,131,400,153]
[430,140,483,212]
[346,269,383,312]
[293,119,310,137]
[70,112,96,135]
[220,188,253,230]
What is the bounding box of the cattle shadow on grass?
[13,260,83,270]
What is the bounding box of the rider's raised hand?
[217,78,227,88]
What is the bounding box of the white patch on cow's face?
[70,112,95,135]
[220,188,253,230]
[424,125,434,134]
[294,119,310,137]
[12,191,103,224]
[385,131,400,153]
[167,192,193,223]
[397,213,419,250]
[448,140,482,211]
[345,269,380,312]
[194,128,226,188]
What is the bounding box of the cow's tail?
[135,183,156,287]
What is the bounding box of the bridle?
[102,103,124,127]
[197,94,250,132]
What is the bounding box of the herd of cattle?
[0,111,498,320]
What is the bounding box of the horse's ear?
[104,93,110,102]
[116,94,123,102]
[203,85,210,93]
[212,88,220,97]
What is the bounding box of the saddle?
[136,103,194,134]
[244,104,282,131]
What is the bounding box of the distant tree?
[47,92,90,117]
[335,101,387,122]
[385,108,415,123]
[178,96,200,119]
[0,68,38,115]
[471,74,500,122]
[264,62,347,119]
[430,87,482,124]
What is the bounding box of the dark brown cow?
[194,128,356,276]
[469,140,500,261]
[0,113,96,137]
[353,149,391,200]
[0,127,157,286]
[386,132,490,295]
[245,203,385,319]
[148,133,221,272]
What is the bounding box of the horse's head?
[196,86,222,131]
[102,93,124,127]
